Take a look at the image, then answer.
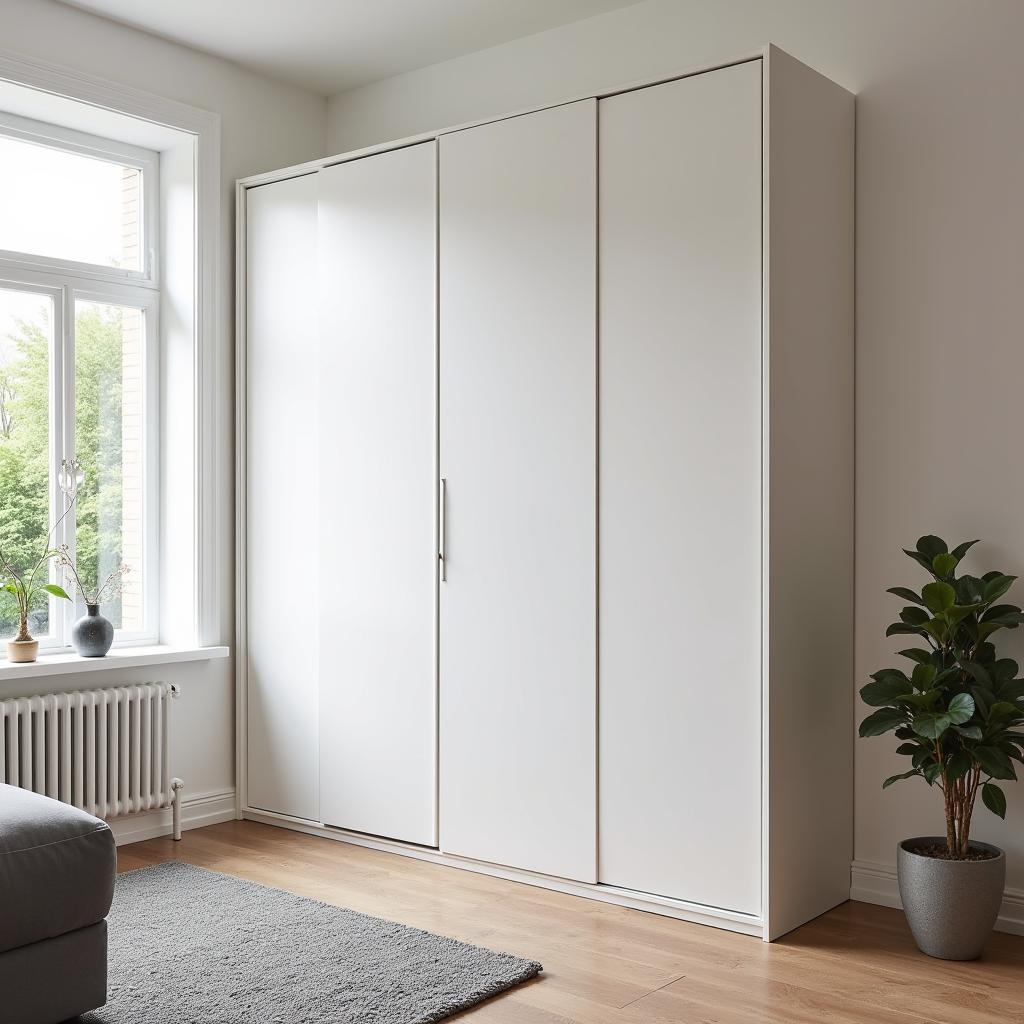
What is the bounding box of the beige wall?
[0,0,326,816]
[327,0,1024,893]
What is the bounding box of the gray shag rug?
[82,861,541,1023]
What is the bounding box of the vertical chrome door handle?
[439,477,447,582]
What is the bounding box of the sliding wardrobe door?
[599,62,763,913]
[318,143,437,846]
[246,173,320,821]
[438,101,597,882]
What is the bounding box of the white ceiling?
[57,0,645,96]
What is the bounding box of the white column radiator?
[0,681,185,840]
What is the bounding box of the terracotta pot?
[7,639,39,663]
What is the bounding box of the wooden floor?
[118,820,1024,1024]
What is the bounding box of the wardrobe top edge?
[237,43,854,192]
[238,45,798,191]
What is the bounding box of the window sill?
[0,644,229,681]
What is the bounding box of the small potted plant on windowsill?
[0,459,82,662]
[859,535,1024,959]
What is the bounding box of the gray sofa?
[0,784,116,1023]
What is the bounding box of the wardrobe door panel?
[318,143,438,846]
[246,173,320,821]
[599,62,762,913]
[439,101,597,882]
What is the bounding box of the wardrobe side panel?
[764,46,855,941]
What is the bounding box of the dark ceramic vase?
[72,604,114,657]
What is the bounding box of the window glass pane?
[0,287,53,640]
[0,135,142,271]
[74,300,145,631]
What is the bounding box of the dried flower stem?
[57,545,130,606]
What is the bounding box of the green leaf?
[976,642,997,662]
[995,680,1024,702]
[954,724,984,741]
[946,751,973,781]
[39,583,70,601]
[896,742,921,756]
[912,711,951,740]
[900,606,930,626]
[961,661,993,688]
[991,658,1020,681]
[932,553,958,578]
[957,576,986,605]
[951,539,980,560]
[916,535,948,560]
[983,615,1023,630]
[982,782,1007,818]
[947,692,976,725]
[921,581,956,613]
[983,605,1024,625]
[883,770,920,789]
[888,587,925,606]
[898,648,934,665]
[886,622,928,637]
[922,761,944,785]
[977,621,1008,640]
[984,575,1016,603]
[904,549,935,572]
[859,707,908,738]
[932,666,960,687]
[975,745,1016,780]
[912,747,933,768]
[899,689,939,709]
[871,668,911,683]
[860,676,913,707]
[944,605,977,629]
[921,619,948,642]
[911,664,937,690]
[971,686,994,718]
[987,701,1023,723]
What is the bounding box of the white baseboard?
[109,788,236,847]
[851,859,1024,936]
[241,807,765,938]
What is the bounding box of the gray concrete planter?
[897,836,1005,960]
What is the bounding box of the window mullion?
[43,286,64,649]
[60,285,77,645]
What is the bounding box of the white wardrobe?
[238,46,854,941]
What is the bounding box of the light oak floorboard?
[117,821,1024,1023]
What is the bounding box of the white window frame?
[0,113,160,650]
[0,111,159,285]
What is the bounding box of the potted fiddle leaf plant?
[859,535,1024,959]
[0,459,83,662]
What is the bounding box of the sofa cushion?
[0,784,115,953]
